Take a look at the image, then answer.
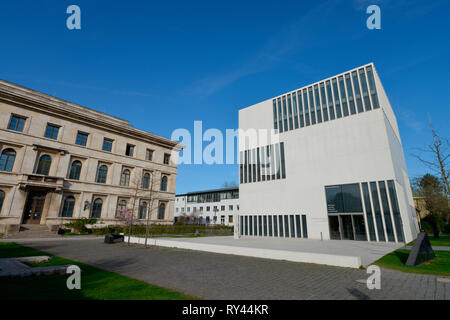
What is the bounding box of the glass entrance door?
[328,214,367,241]
[341,215,354,240]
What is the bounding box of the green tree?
[413,174,448,238]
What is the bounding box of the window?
[139,202,148,219]
[378,181,395,242]
[345,73,356,115]
[102,138,113,152]
[361,183,376,241]
[229,205,233,210]
[206,206,210,212]
[295,215,301,238]
[302,215,308,238]
[388,180,405,242]
[352,71,364,113]
[146,149,154,161]
[359,69,372,111]
[229,215,233,223]
[272,100,278,131]
[370,182,385,241]
[366,66,380,109]
[325,184,363,213]
[44,124,59,140]
[332,78,342,118]
[277,98,283,132]
[142,172,150,189]
[338,76,349,117]
[96,165,108,183]
[75,132,88,146]
[125,144,135,157]
[303,89,310,126]
[292,93,299,129]
[160,176,168,191]
[0,190,4,212]
[0,148,16,172]
[68,160,82,180]
[158,202,166,219]
[8,115,26,132]
[221,205,225,211]
[91,198,103,218]
[116,199,127,218]
[36,155,51,175]
[120,168,131,186]
[163,153,170,165]
[61,196,75,217]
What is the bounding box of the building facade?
[174,188,239,226]
[0,80,182,234]
[237,63,419,243]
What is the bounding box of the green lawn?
[373,249,450,276]
[0,242,197,300]
[408,234,450,247]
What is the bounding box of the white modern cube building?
[237,63,419,243]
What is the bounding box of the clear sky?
[0,0,449,194]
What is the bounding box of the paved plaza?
[9,238,449,300]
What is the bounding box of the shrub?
[65,218,97,234]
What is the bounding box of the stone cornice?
[0,79,183,151]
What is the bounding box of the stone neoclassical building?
[0,79,182,234]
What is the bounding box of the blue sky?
[0,0,449,194]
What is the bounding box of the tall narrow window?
[314,85,322,123]
[146,149,154,161]
[265,146,271,181]
[282,96,288,131]
[163,153,171,165]
[273,215,278,237]
[378,181,395,242]
[158,203,166,220]
[240,151,244,184]
[345,73,356,115]
[139,202,148,219]
[0,190,5,212]
[359,69,372,111]
[280,142,286,179]
[366,66,380,109]
[276,144,281,180]
[142,172,150,189]
[303,89,310,126]
[248,149,252,183]
[268,215,273,236]
[284,215,290,237]
[308,87,316,125]
[326,80,335,120]
[244,151,248,183]
[8,115,26,132]
[0,149,16,172]
[75,132,88,146]
[120,169,131,186]
[160,176,168,191]
[339,76,349,117]
[277,98,283,133]
[245,216,248,235]
[36,155,51,175]
[298,90,305,127]
[249,214,253,236]
[270,144,276,180]
[352,71,364,113]
[261,148,266,182]
[287,95,293,130]
[96,165,108,183]
[295,215,302,238]
[332,78,342,118]
[302,215,308,238]
[320,83,328,122]
[69,160,82,180]
[273,100,278,131]
[258,216,262,236]
[91,198,103,218]
[362,183,377,241]
[44,124,59,140]
[102,138,113,152]
[125,144,135,157]
[370,182,385,241]
[252,149,256,183]
[116,199,127,218]
[388,180,405,242]
[256,147,261,182]
[263,216,268,236]
[61,196,75,217]
[278,215,284,237]
[290,215,295,238]
[292,92,299,129]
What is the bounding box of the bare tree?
[412,114,449,222]
[143,171,164,246]
[222,180,238,188]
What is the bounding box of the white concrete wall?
[238,63,419,243]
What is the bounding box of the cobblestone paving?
[19,238,449,300]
